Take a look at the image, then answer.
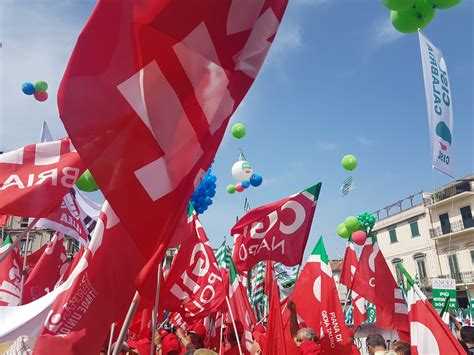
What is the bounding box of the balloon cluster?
[226,160,263,194]
[336,212,377,246]
[22,81,49,102]
[190,169,217,214]
[75,170,98,192]
[381,0,462,34]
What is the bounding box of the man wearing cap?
[176,322,206,351]
[155,331,182,355]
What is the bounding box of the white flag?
[39,121,53,143]
[418,31,453,178]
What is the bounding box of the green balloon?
[341,154,358,171]
[381,0,415,11]
[34,80,48,93]
[231,123,246,139]
[75,169,98,192]
[391,2,435,33]
[430,0,461,9]
[344,216,360,233]
[337,223,351,239]
[226,184,236,194]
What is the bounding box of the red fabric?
[161,211,226,321]
[23,233,68,304]
[189,322,207,340]
[299,340,321,354]
[128,338,151,355]
[162,333,182,354]
[33,202,146,355]
[0,243,22,306]
[0,214,9,227]
[352,240,409,333]
[25,243,48,271]
[231,187,319,273]
[0,138,85,218]
[57,0,288,291]
[281,301,300,354]
[128,306,152,342]
[408,286,465,355]
[55,246,84,288]
[263,279,287,355]
[351,343,361,355]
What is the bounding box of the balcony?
[436,272,474,285]
[423,180,473,207]
[430,218,474,238]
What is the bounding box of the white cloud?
[374,17,403,45]
[270,26,302,56]
[356,136,374,146]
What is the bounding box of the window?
[439,213,451,235]
[460,206,474,229]
[20,238,33,255]
[20,217,29,228]
[447,253,460,280]
[410,221,420,237]
[470,250,474,266]
[389,229,398,243]
[416,258,427,279]
[392,258,404,289]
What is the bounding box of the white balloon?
[231,160,253,182]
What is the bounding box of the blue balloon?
[208,189,216,198]
[241,180,251,189]
[250,173,263,187]
[205,197,212,205]
[209,175,217,183]
[22,82,35,95]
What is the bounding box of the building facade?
[373,175,474,308]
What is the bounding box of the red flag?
[36,188,100,246]
[352,238,409,332]
[0,235,22,306]
[281,299,301,354]
[231,184,321,273]
[407,284,465,354]
[25,243,48,272]
[263,277,287,355]
[227,258,257,352]
[339,239,367,330]
[161,208,226,322]
[0,214,9,227]
[33,202,146,354]
[0,139,85,218]
[293,237,352,354]
[58,0,289,284]
[22,233,68,304]
[55,246,85,289]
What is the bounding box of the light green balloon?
[226,184,236,194]
[34,80,48,93]
[337,223,351,239]
[381,0,415,11]
[391,2,435,33]
[341,154,358,171]
[75,169,98,192]
[430,0,461,9]
[231,123,246,139]
[344,216,361,233]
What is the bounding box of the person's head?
[225,320,244,345]
[392,340,410,355]
[187,322,206,348]
[460,326,474,345]
[295,328,317,347]
[366,333,387,354]
[162,333,182,355]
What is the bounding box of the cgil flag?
[231,183,321,273]
[418,31,454,178]
[0,235,22,306]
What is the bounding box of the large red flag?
[0,214,9,227]
[33,202,146,354]
[352,237,409,332]
[407,284,465,354]
[161,207,226,322]
[0,139,85,218]
[292,237,352,354]
[22,233,68,304]
[0,236,22,306]
[339,239,367,330]
[263,278,287,355]
[231,184,321,273]
[58,0,289,284]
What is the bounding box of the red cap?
[300,340,321,354]
[188,322,207,340]
[162,333,181,354]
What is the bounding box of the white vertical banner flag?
[418,31,454,178]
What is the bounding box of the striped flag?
[251,261,266,306]
[215,240,231,270]
[340,176,355,196]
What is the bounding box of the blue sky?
[0,0,472,259]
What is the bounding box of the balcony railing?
[419,272,474,288]
[429,219,474,238]
[423,181,473,206]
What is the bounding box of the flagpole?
[18,231,30,305]
[219,313,225,355]
[0,217,39,263]
[225,296,243,355]
[107,323,116,355]
[112,291,141,355]
[150,263,163,355]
